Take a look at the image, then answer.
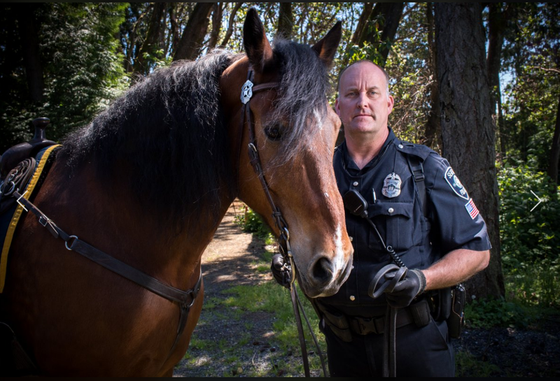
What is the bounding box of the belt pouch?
[409,298,431,327]
[320,308,353,342]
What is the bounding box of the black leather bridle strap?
[369,264,408,377]
[11,188,202,360]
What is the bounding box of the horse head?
[221,9,353,298]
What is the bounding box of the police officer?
[272,60,491,377]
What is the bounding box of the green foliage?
[465,297,533,329]
[498,163,560,307]
[234,206,274,242]
[500,2,560,171]
[0,3,128,150]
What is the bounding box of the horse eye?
[264,124,283,141]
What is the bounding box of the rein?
[239,68,327,377]
[1,162,202,363]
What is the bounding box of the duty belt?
[349,307,414,335]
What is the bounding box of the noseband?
[238,67,327,377]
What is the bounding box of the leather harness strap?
[8,185,202,362]
[369,263,408,377]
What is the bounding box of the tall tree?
[487,3,511,161]
[277,2,293,39]
[357,2,405,66]
[435,3,504,299]
[424,2,441,150]
[173,2,215,61]
[133,2,167,76]
[14,3,44,103]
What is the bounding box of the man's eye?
[265,123,283,141]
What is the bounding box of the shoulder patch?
[465,198,480,219]
[444,166,469,200]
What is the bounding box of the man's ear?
[334,98,341,116]
[387,95,394,115]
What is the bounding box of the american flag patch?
[465,198,479,219]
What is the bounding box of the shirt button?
[398,144,404,149]
[350,295,356,301]
[388,207,394,214]
[352,181,359,187]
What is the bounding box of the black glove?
[384,269,426,309]
[271,253,291,288]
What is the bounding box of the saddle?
[0,117,57,180]
[0,118,60,293]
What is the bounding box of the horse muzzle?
[296,249,354,299]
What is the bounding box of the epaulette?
[394,140,434,161]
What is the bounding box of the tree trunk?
[207,3,222,50]
[15,4,44,103]
[362,2,405,66]
[351,2,374,47]
[277,2,293,40]
[173,2,214,62]
[487,3,509,162]
[133,2,167,76]
[424,2,441,151]
[219,2,242,48]
[548,93,560,185]
[435,3,504,300]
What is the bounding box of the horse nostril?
[312,257,334,284]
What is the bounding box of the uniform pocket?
[368,201,420,252]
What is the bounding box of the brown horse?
[0,9,353,376]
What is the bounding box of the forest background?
[0,2,558,316]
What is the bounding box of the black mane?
[61,50,240,228]
[59,39,333,229]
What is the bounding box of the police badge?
[444,167,469,200]
[382,172,402,198]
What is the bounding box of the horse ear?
[312,21,342,69]
[243,8,274,73]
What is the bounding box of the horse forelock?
[61,50,242,231]
[268,39,332,166]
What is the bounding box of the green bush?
[464,297,532,329]
[498,163,560,307]
[234,205,274,241]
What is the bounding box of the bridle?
[238,67,327,377]
[238,68,292,279]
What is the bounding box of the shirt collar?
[341,127,396,175]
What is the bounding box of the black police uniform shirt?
[319,128,492,316]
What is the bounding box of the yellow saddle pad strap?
[0,144,62,293]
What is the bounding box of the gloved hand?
[271,253,291,288]
[384,269,426,309]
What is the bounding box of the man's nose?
[356,92,369,108]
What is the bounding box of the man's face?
[335,61,394,137]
